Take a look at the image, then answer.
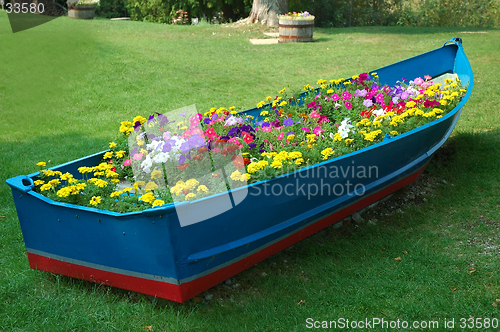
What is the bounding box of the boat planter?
[67,4,96,19]
[279,18,314,43]
[7,38,473,303]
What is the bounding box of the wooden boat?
[6,38,473,303]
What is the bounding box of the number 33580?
[6,2,45,14]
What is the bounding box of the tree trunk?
[247,0,288,27]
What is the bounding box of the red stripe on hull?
[27,163,427,303]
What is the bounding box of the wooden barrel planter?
[278,19,314,43]
[67,5,96,19]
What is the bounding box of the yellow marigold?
[266,96,272,102]
[185,193,197,201]
[279,88,286,94]
[138,192,156,204]
[288,151,302,159]
[185,179,199,190]
[197,185,209,194]
[77,167,91,174]
[94,171,105,177]
[151,170,163,179]
[260,110,269,116]
[90,196,102,206]
[327,89,334,94]
[321,148,334,160]
[106,170,119,178]
[76,183,87,190]
[333,133,342,142]
[286,134,295,141]
[41,169,56,177]
[40,184,52,191]
[414,109,425,116]
[110,191,122,198]
[372,121,382,127]
[271,160,283,169]
[345,138,354,145]
[246,173,251,181]
[295,158,304,165]
[60,172,73,181]
[306,134,317,143]
[304,84,313,90]
[48,179,60,186]
[133,116,147,124]
[433,108,444,114]
[406,100,417,108]
[320,84,327,89]
[109,142,117,148]
[257,160,269,168]
[34,180,45,186]
[103,151,113,159]
[390,131,399,136]
[36,162,46,167]
[94,179,108,188]
[145,182,159,192]
[257,101,265,108]
[115,150,126,159]
[247,162,259,174]
[230,170,242,181]
[317,79,327,84]
[133,181,146,190]
[152,199,165,207]
[56,187,72,198]
[279,101,287,107]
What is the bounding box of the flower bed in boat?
[33,73,467,213]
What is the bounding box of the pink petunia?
[132,153,143,161]
[313,126,324,135]
[123,159,132,166]
[301,127,311,132]
[276,132,285,140]
[310,111,320,119]
[345,101,353,109]
[342,91,351,101]
[330,94,340,101]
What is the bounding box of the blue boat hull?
[6,38,473,302]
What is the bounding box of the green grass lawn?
[1,12,499,331]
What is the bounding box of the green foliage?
[289,0,500,27]
[95,0,129,18]
[125,0,252,24]
[398,0,500,28]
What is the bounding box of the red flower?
[243,157,251,166]
[178,163,189,171]
[111,167,116,172]
[361,110,371,118]
[424,100,439,108]
[242,132,253,144]
[232,156,245,169]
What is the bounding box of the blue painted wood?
[6,38,473,292]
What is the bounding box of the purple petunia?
[178,155,185,165]
[283,118,293,127]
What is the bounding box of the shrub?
[96,0,129,18]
